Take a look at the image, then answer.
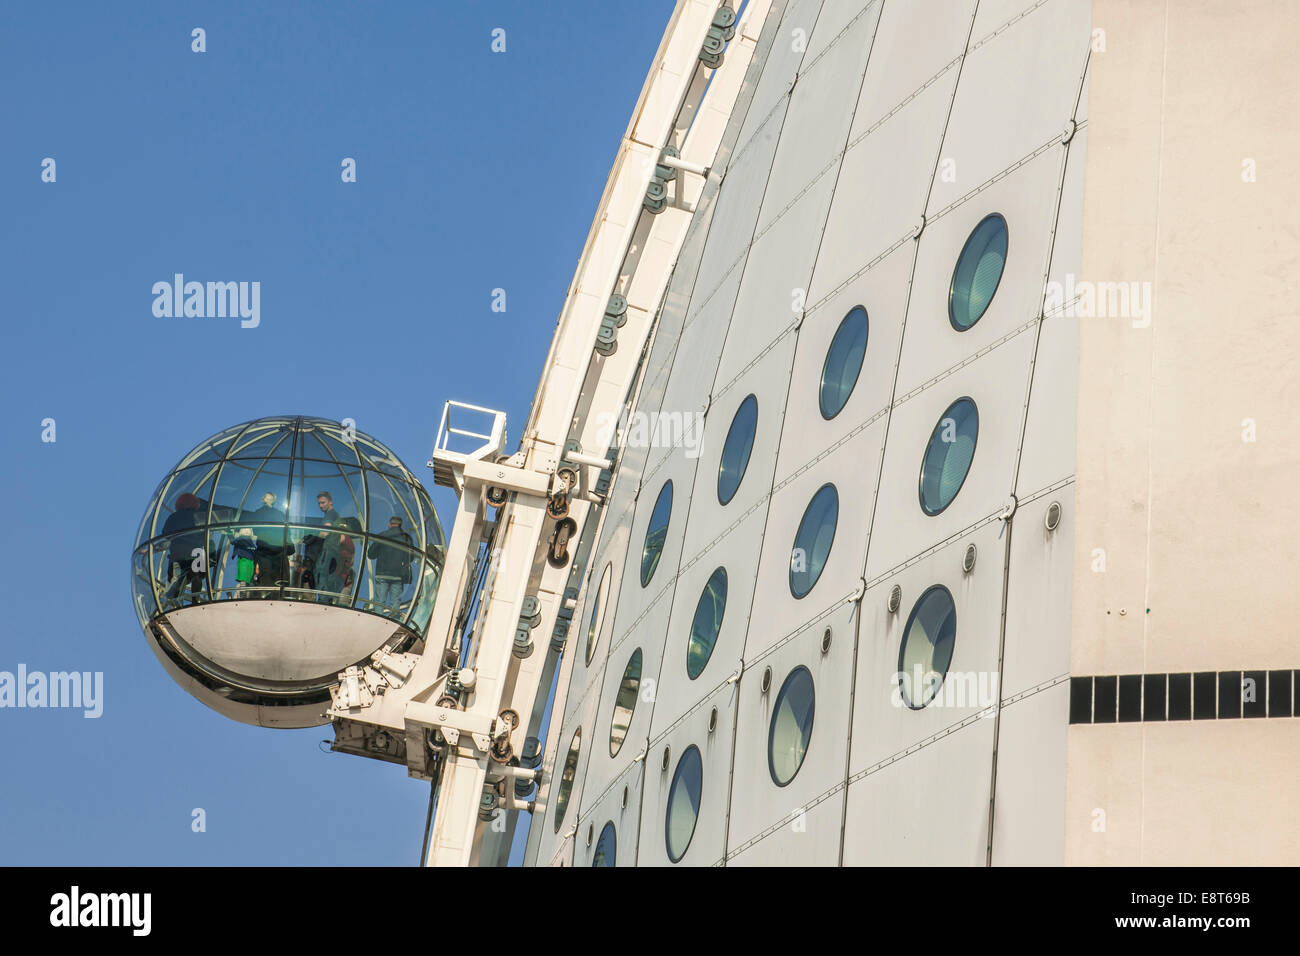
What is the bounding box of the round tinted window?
[640,481,673,587]
[949,213,1007,331]
[665,744,703,863]
[919,397,978,516]
[687,567,727,680]
[819,306,868,419]
[789,483,838,599]
[768,666,815,786]
[592,821,616,867]
[897,585,957,709]
[585,563,612,665]
[609,648,642,757]
[718,394,758,505]
[552,728,582,832]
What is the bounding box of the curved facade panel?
[537,0,1089,866]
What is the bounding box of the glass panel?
[949,213,1007,331]
[608,648,642,757]
[819,306,868,419]
[135,496,160,552]
[665,745,702,863]
[366,469,422,541]
[283,523,352,604]
[226,421,295,459]
[789,483,838,599]
[552,728,582,833]
[154,530,212,610]
[355,435,410,479]
[414,485,446,555]
[717,394,758,505]
[211,457,291,530]
[687,567,727,680]
[919,398,979,515]
[364,537,420,621]
[585,564,612,665]
[296,424,363,467]
[290,461,365,527]
[592,822,616,867]
[768,666,815,786]
[131,544,159,627]
[898,585,957,708]
[148,464,221,543]
[405,558,441,636]
[640,481,673,587]
[210,526,246,598]
[173,422,249,470]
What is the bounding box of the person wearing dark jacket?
[301,491,344,595]
[162,493,207,603]
[367,516,414,613]
[242,492,287,586]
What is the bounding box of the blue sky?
[0,0,672,865]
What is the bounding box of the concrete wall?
[1067,0,1300,864]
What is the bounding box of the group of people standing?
[158,489,416,613]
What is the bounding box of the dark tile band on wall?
[1068,670,1296,725]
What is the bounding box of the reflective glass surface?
[898,585,957,709]
[586,564,612,665]
[609,648,642,757]
[553,728,582,832]
[133,417,445,635]
[717,394,758,505]
[949,214,1007,331]
[686,568,727,680]
[640,481,673,587]
[789,484,838,599]
[665,744,703,863]
[592,822,616,867]
[768,666,815,786]
[819,306,868,419]
[919,398,978,515]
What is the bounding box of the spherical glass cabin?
[131,417,446,728]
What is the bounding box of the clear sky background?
[0,0,673,865]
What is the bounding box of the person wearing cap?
[367,516,415,614]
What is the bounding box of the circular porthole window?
[789,483,838,599]
[585,563,612,665]
[665,744,703,863]
[640,481,673,587]
[819,305,868,419]
[768,666,815,786]
[949,213,1007,331]
[717,394,758,505]
[592,821,616,867]
[552,727,582,833]
[686,567,727,680]
[609,648,642,757]
[919,397,978,516]
[897,585,957,709]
